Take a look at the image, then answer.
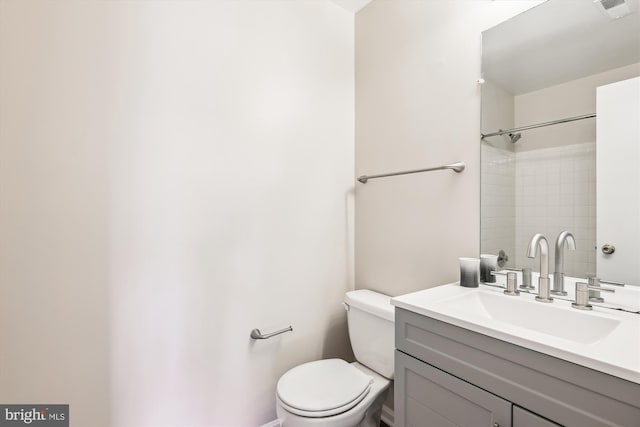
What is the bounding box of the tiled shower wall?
[514,142,596,277]
[482,142,596,277]
[481,142,516,268]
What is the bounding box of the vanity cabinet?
[394,308,640,427]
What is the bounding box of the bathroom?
[0,0,638,426]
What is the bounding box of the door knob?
[601,244,615,255]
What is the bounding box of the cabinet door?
[513,406,561,427]
[395,350,511,427]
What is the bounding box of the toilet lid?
[277,359,373,417]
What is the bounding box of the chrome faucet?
[527,233,553,303]
[552,231,576,296]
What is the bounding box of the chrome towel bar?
[250,325,293,340]
[357,161,465,184]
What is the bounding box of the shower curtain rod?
[481,113,596,139]
[357,161,465,184]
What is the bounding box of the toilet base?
[355,390,387,427]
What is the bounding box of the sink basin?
[440,290,621,344]
[392,283,640,384]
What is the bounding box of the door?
[596,76,640,285]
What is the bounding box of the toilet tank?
[344,290,395,379]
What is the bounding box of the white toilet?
[275,290,395,427]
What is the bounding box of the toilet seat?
[276,359,373,418]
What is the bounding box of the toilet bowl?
[275,290,394,427]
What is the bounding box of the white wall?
[0,1,112,424]
[0,1,354,426]
[515,63,640,152]
[355,0,542,297]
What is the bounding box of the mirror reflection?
[480,0,640,288]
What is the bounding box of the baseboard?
[260,408,392,427]
[259,419,282,427]
[381,404,394,426]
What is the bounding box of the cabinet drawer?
[513,406,561,427]
[396,350,510,427]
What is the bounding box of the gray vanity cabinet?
[394,308,640,427]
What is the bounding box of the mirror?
[480,0,640,286]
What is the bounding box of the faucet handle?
[520,267,533,290]
[600,279,625,287]
[587,277,622,302]
[491,271,520,296]
[572,282,615,310]
[503,267,533,289]
[587,277,604,302]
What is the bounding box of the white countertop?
[392,282,640,384]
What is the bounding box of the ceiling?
[482,0,640,94]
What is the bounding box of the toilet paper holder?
[250,325,293,340]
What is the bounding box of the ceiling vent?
[595,0,634,19]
